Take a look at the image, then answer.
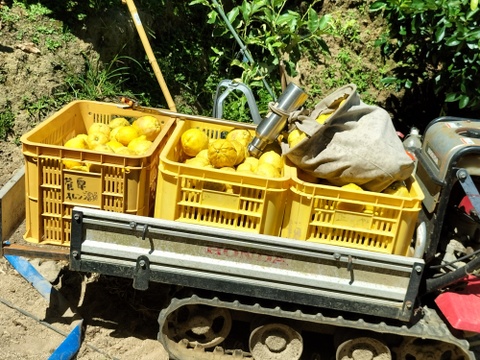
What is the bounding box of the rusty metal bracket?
[133,255,150,290]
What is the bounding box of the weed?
[61,31,75,44]
[0,103,15,141]
[36,25,56,35]
[45,38,62,51]
[24,2,52,20]
[20,95,58,125]
[327,10,362,43]
[15,30,24,41]
[59,53,144,103]
[0,4,20,29]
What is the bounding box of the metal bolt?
[458,170,467,180]
[406,301,412,310]
[415,265,422,273]
[73,213,80,221]
[129,221,136,229]
[72,250,79,259]
[139,259,146,269]
[333,253,341,260]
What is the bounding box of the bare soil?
[0,3,170,359]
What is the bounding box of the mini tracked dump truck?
[2,1,480,357]
[2,96,480,360]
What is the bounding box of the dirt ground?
[0,251,169,359]
[0,3,170,359]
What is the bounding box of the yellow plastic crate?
[281,168,424,255]
[21,100,176,246]
[154,119,290,236]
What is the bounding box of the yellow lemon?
[132,115,162,141]
[128,135,152,155]
[69,165,89,172]
[288,129,307,148]
[93,143,114,153]
[64,136,88,149]
[63,136,88,169]
[208,139,238,168]
[195,149,210,162]
[330,96,347,109]
[108,117,130,129]
[114,146,135,156]
[231,140,246,165]
[243,157,259,172]
[115,125,139,146]
[86,132,109,149]
[338,183,365,212]
[341,183,364,191]
[181,128,209,157]
[236,162,253,173]
[185,157,210,167]
[63,160,83,170]
[258,150,283,171]
[364,204,374,214]
[316,113,331,124]
[383,181,410,197]
[226,128,252,147]
[75,133,89,142]
[109,126,121,141]
[88,122,111,137]
[255,163,281,178]
[106,140,124,151]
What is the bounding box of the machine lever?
[456,169,480,217]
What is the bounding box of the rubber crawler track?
[158,294,475,360]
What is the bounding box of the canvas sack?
[282,84,414,192]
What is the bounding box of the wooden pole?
[122,0,177,112]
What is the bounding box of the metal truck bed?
[70,206,424,322]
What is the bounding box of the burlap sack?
[282,84,414,192]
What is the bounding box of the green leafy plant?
[44,37,62,51]
[370,0,480,111]
[0,103,15,141]
[192,0,331,82]
[327,8,363,43]
[20,95,58,125]
[24,2,52,20]
[0,3,21,29]
[187,0,332,121]
[61,54,139,101]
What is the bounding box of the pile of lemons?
[62,115,162,170]
[180,127,284,179]
[337,181,410,214]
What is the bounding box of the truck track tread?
[158,294,475,360]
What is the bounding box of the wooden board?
[0,167,25,243]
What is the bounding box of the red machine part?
[435,275,480,332]
[458,195,475,216]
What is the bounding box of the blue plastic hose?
[4,255,83,360]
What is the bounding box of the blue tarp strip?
[4,255,83,360]
[4,254,53,300]
[48,320,84,360]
